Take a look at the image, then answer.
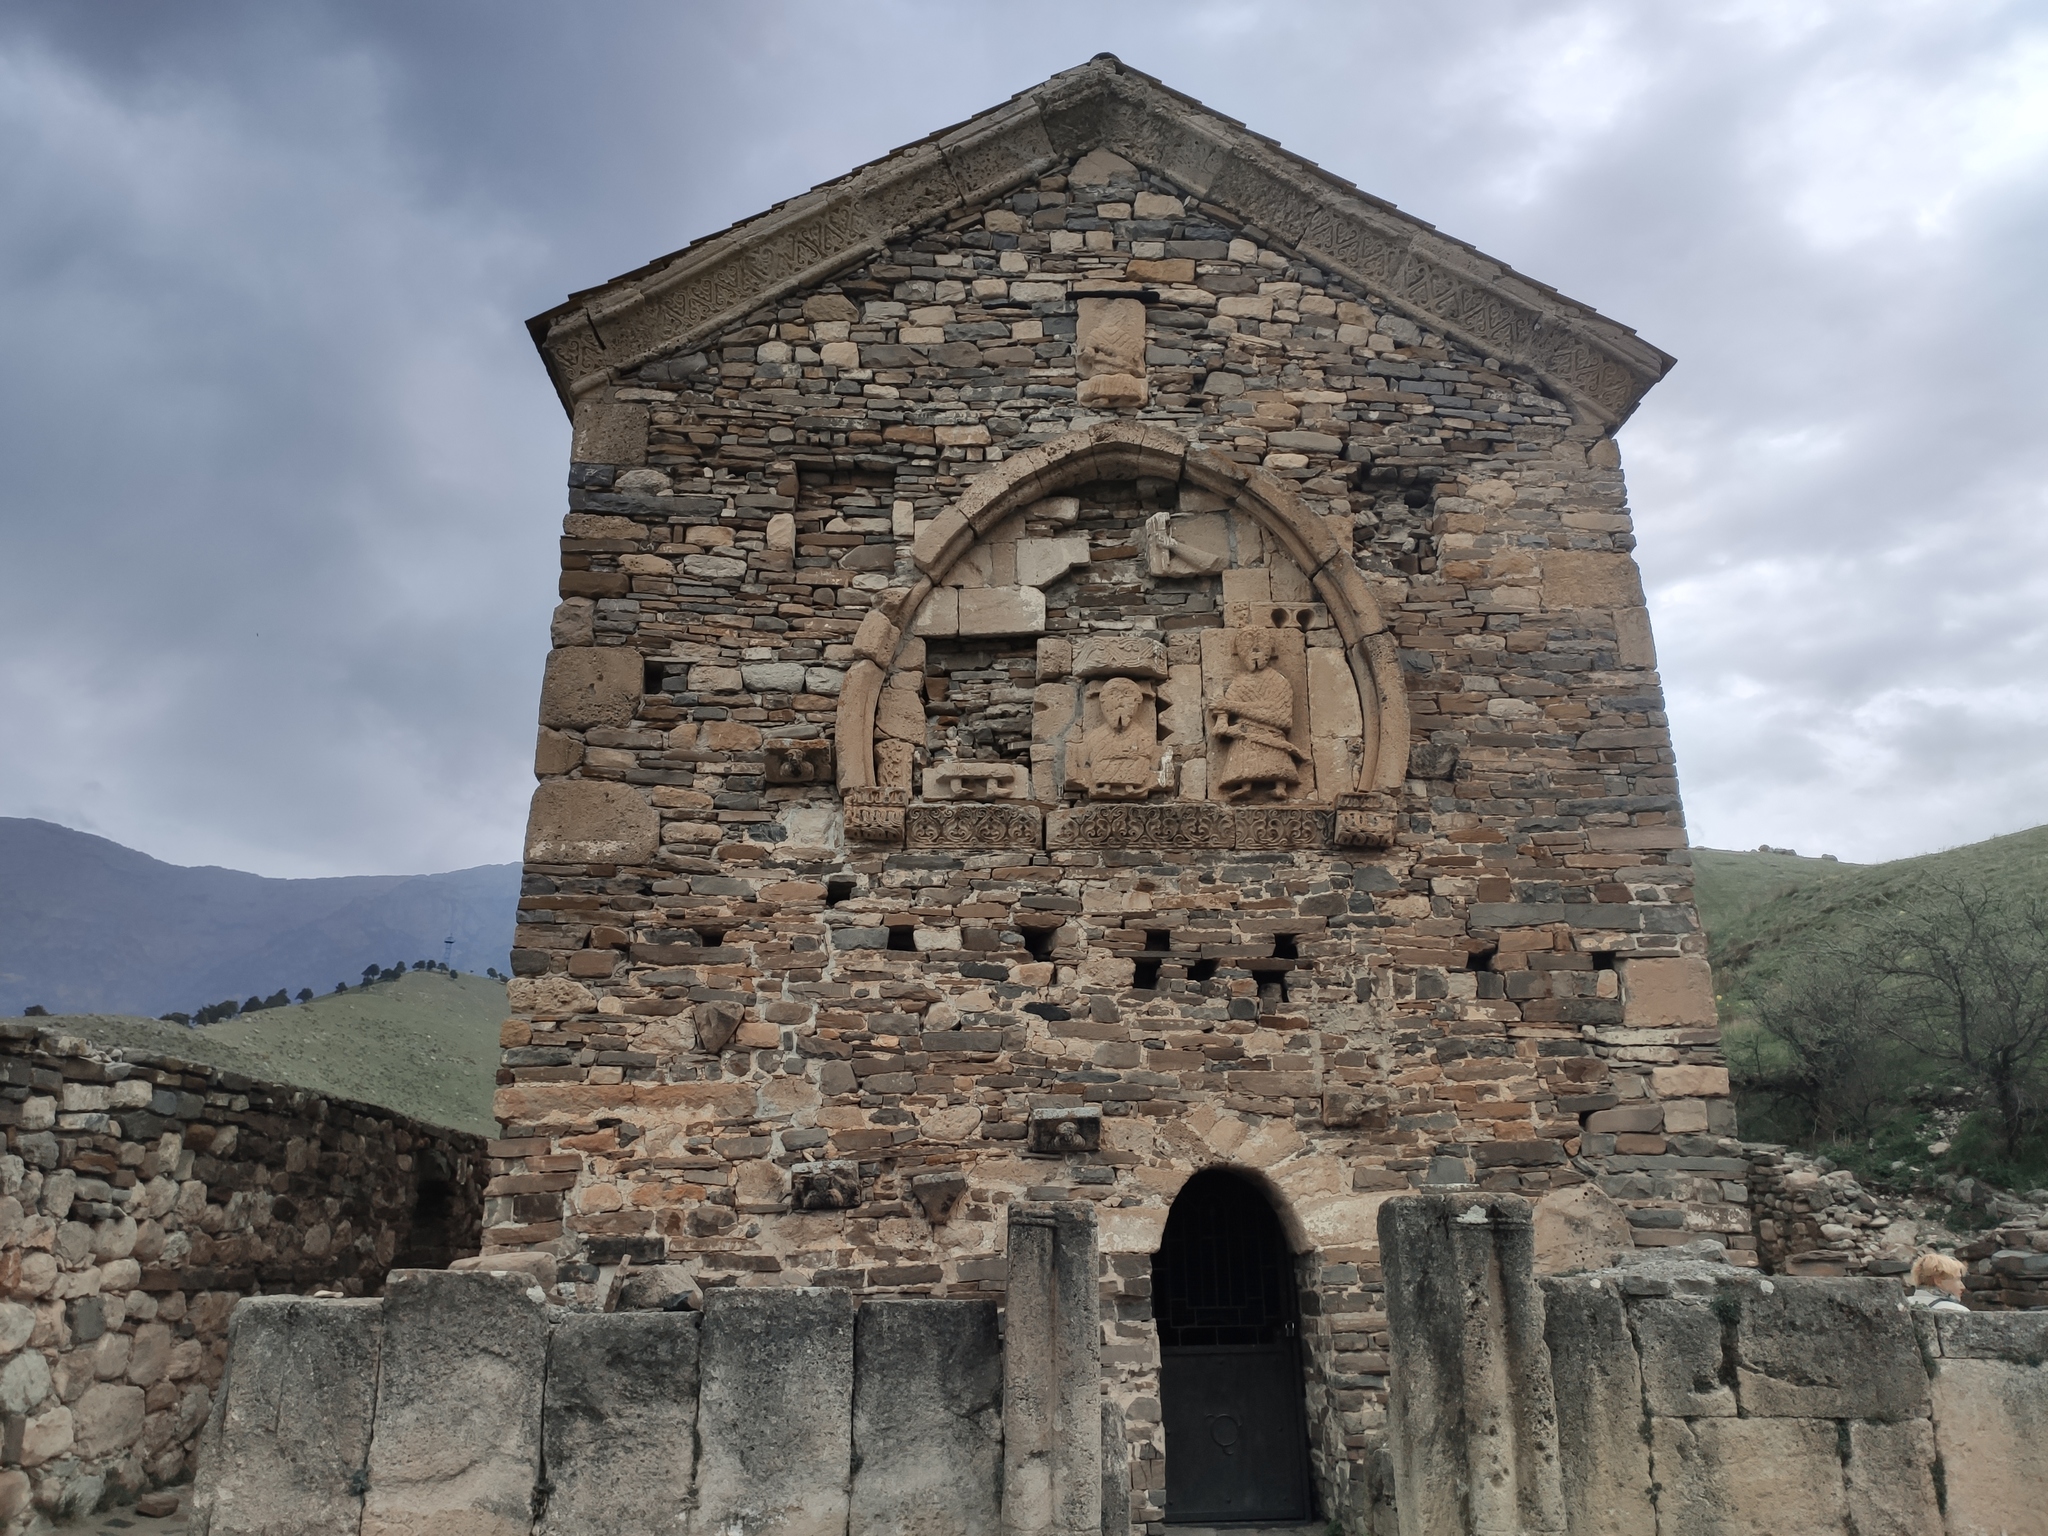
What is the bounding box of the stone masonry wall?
[506,142,1723,1534]
[0,1023,482,1531]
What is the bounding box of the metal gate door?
[1154,1170,1311,1524]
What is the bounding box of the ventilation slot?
[826,877,856,906]
[1022,926,1056,962]
[1188,958,1219,984]
[887,925,918,953]
[1467,945,1497,972]
[695,928,726,949]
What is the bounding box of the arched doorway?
[1153,1168,1312,1524]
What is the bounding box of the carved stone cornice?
[528,57,1673,427]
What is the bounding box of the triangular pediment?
[529,56,1672,426]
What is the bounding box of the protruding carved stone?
[1075,297,1148,409]
[909,1171,968,1224]
[765,742,833,785]
[1074,634,1167,680]
[694,1001,744,1054]
[844,787,909,844]
[1143,511,1227,577]
[922,762,1031,801]
[1028,1104,1102,1156]
[1334,792,1399,850]
[793,1161,862,1211]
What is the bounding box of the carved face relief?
[1077,676,1168,801]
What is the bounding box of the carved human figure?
[1080,676,1163,800]
[1210,628,1306,801]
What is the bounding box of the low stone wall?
[191,1205,1087,1536]
[1748,1144,2048,1306]
[1543,1260,2048,1536]
[0,1023,483,1530]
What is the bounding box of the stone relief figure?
[1142,511,1227,578]
[1209,628,1306,801]
[1079,677,1167,800]
[1074,296,1148,408]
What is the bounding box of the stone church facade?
[503,56,1723,1531]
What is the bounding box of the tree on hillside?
[362,965,379,985]
[1870,881,2048,1162]
[1738,951,1901,1143]
[297,988,312,1003]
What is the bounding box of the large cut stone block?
[1843,1420,1941,1536]
[1632,1297,1734,1417]
[850,1300,1001,1536]
[1929,1357,2048,1536]
[1540,551,1644,610]
[525,779,658,865]
[1650,1417,1847,1536]
[957,586,1046,637]
[1532,1184,1632,1275]
[537,1311,700,1535]
[1732,1278,1928,1420]
[362,1270,548,1536]
[538,646,643,730]
[189,1297,382,1536]
[1616,956,1718,1028]
[1538,1278,1653,1536]
[694,1287,854,1536]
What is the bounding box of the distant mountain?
[0,818,519,1017]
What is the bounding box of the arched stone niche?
[833,422,1409,849]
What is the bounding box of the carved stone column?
[1380,1194,1567,1536]
[1002,1201,1102,1536]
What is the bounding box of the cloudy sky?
[1,0,2043,876]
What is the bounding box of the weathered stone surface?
[525,778,658,864]
[1538,1278,1654,1536]
[1650,1417,1847,1536]
[1733,1278,1928,1420]
[1633,1297,1734,1417]
[1541,550,1645,610]
[190,1297,382,1536]
[1843,1420,1941,1536]
[1929,1358,2048,1536]
[850,1300,1001,1536]
[572,397,648,465]
[1617,956,1717,1028]
[1004,1203,1101,1536]
[362,1271,548,1536]
[693,1288,854,1536]
[956,585,1047,636]
[537,1312,699,1535]
[1381,1195,1566,1536]
[1531,1184,1632,1274]
[538,646,643,730]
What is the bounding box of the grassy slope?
[8,970,504,1136]
[1695,825,2048,1000]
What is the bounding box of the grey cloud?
[0,0,2042,873]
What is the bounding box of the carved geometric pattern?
[903,804,1045,850]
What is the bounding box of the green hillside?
[6,970,504,1135]
[1696,825,2048,997]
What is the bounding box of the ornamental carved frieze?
[903,803,1044,850]
[1045,803,1234,851]
[843,787,909,844]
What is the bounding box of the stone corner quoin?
[500,54,1710,1533]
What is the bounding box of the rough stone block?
[1733,1278,1928,1420]
[694,1287,854,1536]
[1650,1417,1847,1536]
[1929,1358,2048,1536]
[1617,957,1717,1028]
[1539,1277,1654,1536]
[362,1271,548,1536]
[571,397,648,466]
[189,1296,382,1536]
[538,646,642,730]
[525,779,658,865]
[1004,1202,1102,1536]
[957,586,1046,637]
[1843,1419,1941,1536]
[1541,551,1645,610]
[850,1300,1001,1536]
[537,1312,699,1535]
[1632,1297,1735,1416]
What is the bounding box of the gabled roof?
[528,55,1673,426]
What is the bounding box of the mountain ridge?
[0,817,518,1016]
